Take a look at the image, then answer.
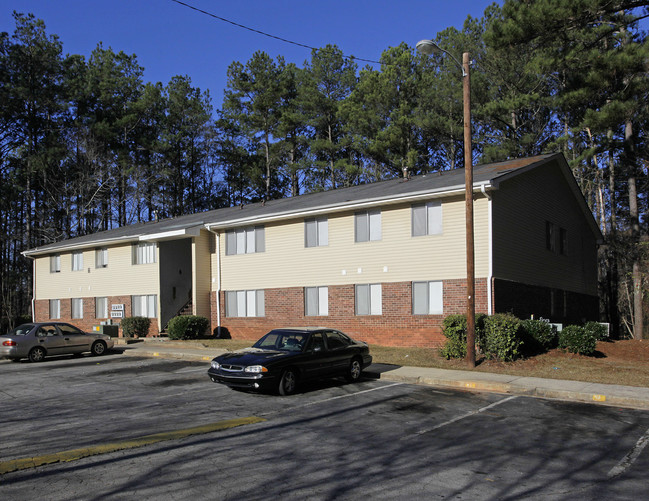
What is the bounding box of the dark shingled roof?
[23,154,567,255]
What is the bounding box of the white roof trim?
[139,225,202,241]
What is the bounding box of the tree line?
[1,1,647,338]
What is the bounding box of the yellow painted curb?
[0,416,265,475]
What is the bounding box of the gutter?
[481,185,494,315]
[206,228,222,335]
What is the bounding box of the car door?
[301,332,332,379]
[324,330,354,375]
[57,323,90,353]
[35,324,68,355]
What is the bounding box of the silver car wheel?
[29,347,46,363]
[279,369,297,396]
[347,358,362,382]
[91,340,106,356]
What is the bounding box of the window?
[72,251,83,271]
[355,210,381,242]
[225,290,265,317]
[546,221,556,252]
[71,298,84,319]
[132,294,157,318]
[412,281,444,315]
[225,226,265,255]
[95,247,108,268]
[49,299,60,319]
[559,227,568,255]
[325,331,352,349]
[96,297,108,319]
[355,284,382,315]
[412,201,442,236]
[305,217,328,247]
[50,254,61,273]
[305,286,328,316]
[133,242,156,264]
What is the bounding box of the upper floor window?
[355,210,381,242]
[305,286,328,316]
[559,227,568,255]
[225,290,265,317]
[71,251,83,271]
[50,254,61,273]
[546,222,567,255]
[305,217,328,247]
[412,201,442,237]
[355,284,382,316]
[133,242,156,265]
[412,281,443,315]
[95,247,108,268]
[225,226,265,255]
[546,221,556,252]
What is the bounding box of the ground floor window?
[71,298,84,319]
[225,290,265,317]
[412,281,443,315]
[305,286,328,316]
[96,297,108,319]
[355,284,382,315]
[132,295,157,318]
[49,299,60,319]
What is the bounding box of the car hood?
[215,348,295,365]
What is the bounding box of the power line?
[170,0,383,66]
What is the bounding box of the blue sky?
[4,0,496,107]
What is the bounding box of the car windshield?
[252,330,308,352]
[6,324,34,336]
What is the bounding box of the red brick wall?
[33,296,160,337]
[211,279,489,348]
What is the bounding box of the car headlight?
[211,361,221,370]
[244,365,268,374]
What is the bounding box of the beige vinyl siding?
[35,243,160,300]
[492,162,598,295]
[192,229,213,319]
[217,195,490,291]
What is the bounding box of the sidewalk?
[115,339,649,410]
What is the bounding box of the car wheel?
[28,346,46,363]
[91,340,107,356]
[346,357,362,383]
[278,369,297,396]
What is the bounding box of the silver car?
[0,322,115,362]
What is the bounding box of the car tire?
[278,368,297,396]
[91,340,107,356]
[346,357,362,383]
[28,346,46,363]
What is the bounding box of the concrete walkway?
[115,339,649,410]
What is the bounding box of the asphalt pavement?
[115,338,649,410]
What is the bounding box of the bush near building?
[120,316,151,338]
[167,315,210,340]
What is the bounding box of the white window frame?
[71,251,84,271]
[305,217,328,248]
[133,242,156,265]
[412,281,444,315]
[71,298,84,319]
[355,210,382,242]
[49,299,60,319]
[412,201,442,237]
[50,254,61,273]
[305,286,329,316]
[132,294,157,318]
[95,247,108,268]
[355,284,382,316]
[225,290,265,317]
[225,226,265,255]
[96,297,108,319]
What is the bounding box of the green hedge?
[167,315,209,340]
[584,321,609,341]
[520,319,557,355]
[121,316,151,338]
[482,313,523,362]
[440,314,486,360]
[558,325,597,356]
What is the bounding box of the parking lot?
[1,352,649,500]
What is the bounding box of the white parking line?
[608,426,649,478]
[416,395,518,435]
[174,367,209,374]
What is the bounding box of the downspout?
[207,228,222,334]
[30,257,36,322]
[481,185,493,315]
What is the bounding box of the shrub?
[167,315,210,340]
[482,314,523,362]
[520,319,557,355]
[584,321,609,341]
[121,316,151,338]
[440,314,486,360]
[558,325,597,356]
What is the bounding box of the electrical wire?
[170,0,383,66]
